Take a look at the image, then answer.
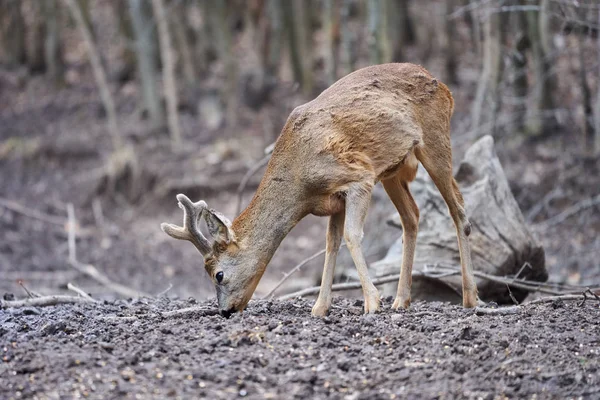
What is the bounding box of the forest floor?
[1,298,599,399]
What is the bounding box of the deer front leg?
[312,210,345,317]
[344,182,380,314]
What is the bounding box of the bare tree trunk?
[397,0,415,46]
[44,0,64,83]
[595,7,600,155]
[206,0,238,127]
[64,0,122,149]
[510,9,529,134]
[152,0,182,149]
[113,0,136,82]
[471,9,504,135]
[129,0,164,129]
[266,0,283,77]
[171,1,196,86]
[340,0,356,75]
[0,0,26,67]
[27,1,46,73]
[323,0,340,85]
[367,0,391,65]
[577,32,593,151]
[444,0,459,85]
[526,0,558,137]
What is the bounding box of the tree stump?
[373,135,546,304]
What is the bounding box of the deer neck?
[232,174,306,272]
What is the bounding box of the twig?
[235,154,271,215]
[534,194,600,229]
[67,203,77,263]
[156,283,173,298]
[67,282,98,302]
[525,293,597,305]
[0,197,64,226]
[279,274,402,300]
[264,244,347,299]
[475,305,521,315]
[161,306,220,318]
[0,295,95,309]
[18,280,39,299]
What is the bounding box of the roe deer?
[161,63,479,317]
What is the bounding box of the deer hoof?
[392,296,411,310]
[311,300,330,317]
[363,291,381,314]
[463,290,479,308]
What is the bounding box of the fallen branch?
[475,306,521,315]
[264,244,347,299]
[279,274,402,300]
[0,197,64,226]
[235,154,271,215]
[161,306,220,318]
[67,282,98,303]
[534,194,600,229]
[0,295,95,309]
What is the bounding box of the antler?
[161,194,212,255]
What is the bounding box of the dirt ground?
[1,297,599,399]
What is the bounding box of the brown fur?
[163,63,479,315]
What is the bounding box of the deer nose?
[220,308,234,318]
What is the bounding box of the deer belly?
[310,193,346,216]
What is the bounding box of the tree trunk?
[171,1,196,86]
[367,0,391,65]
[397,0,415,46]
[27,1,46,74]
[63,0,122,149]
[511,10,529,134]
[129,0,164,129]
[44,0,64,83]
[443,0,459,85]
[152,0,182,149]
[526,0,558,137]
[266,0,283,77]
[577,32,593,151]
[595,7,600,155]
[207,0,238,127]
[339,0,356,75]
[0,0,26,68]
[113,0,136,83]
[471,9,504,135]
[323,0,340,85]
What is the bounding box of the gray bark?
[0,0,26,67]
[44,0,64,83]
[374,136,547,304]
[526,0,558,137]
[129,0,164,129]
[595,7,600,155]
[152,0,182,149]
[340,0,357,75]
[64,0,122,150]
[471,9,504,135]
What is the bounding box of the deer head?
[161,194,264,317]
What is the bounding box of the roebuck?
[161,63,478,317]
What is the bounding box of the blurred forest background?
[1,0,599,301]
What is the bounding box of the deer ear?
[203,208,236,245]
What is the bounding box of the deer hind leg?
[382,174,419,310]
[312,209,345,317]
[344,181,380,314]
[416,146,479,308]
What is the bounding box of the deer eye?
[215,271,224,283]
